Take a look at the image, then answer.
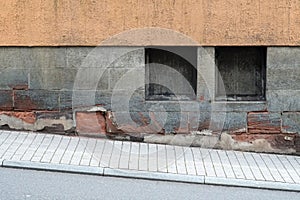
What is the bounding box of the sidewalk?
[0,130,299,192]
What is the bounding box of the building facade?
[0,0,299,153]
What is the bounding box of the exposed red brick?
[76,112,106,134]
[247,112,281,134]
[11,84,29,90]
[0,111,36,124]
[232,133,296,150]
[13,92,38,111]
[106,112,164,134]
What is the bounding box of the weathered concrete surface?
[0,1,300,46]
[0,111,73,132]
[219,132,296,154]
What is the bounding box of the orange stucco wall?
[0,0,299,46]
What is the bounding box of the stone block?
[0,47,33,69]
[267,90,300,111]
[30,67,77,90]
[282,112,300,133]
[247,112,281,134]
[109,48,144,68]
[267,47,300,69]
[0,68,28,89]
[66,47,93,68]
[267,68,300,90]
[197,47,215,101]
[30,47,67,68]
[76,112,106,135]
[212,102,267,112]
[14,90,59,111]
[188,111,211,131]
[211,112,247,132]
[0,90,13,110]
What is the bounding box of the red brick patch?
[247,112,281,134]
[76,112,106,134]
[0,111,36,124]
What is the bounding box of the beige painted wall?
[0,0,299,46]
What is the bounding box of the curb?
[104,168,205,184]
[204,176,300,192]
[1,159,299,192]
[2,160,104,175]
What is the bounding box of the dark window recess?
[215,47,266,101]
[145,47,197,100]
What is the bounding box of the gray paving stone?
[100,140,114,168]
[1,133,28,160]
[165,145,177,174]
[268,154,295,183]
[201,149,216,177]
[0,130,299,191]
[51,137,71,164]
[259,153,285,182]
[191,148,206,176]
[225,151,245,179]
[216,150,235,178]
[209,150,226,178]
[242,152,265,181]
[251,153,275,181]
[118,141,130,169]
[11,133,37,161]
[41,136,62,163]
[184,147,197,175]
[148,143,158,172]
[109,141,122,169]
[277,155,300,183]
[234,151,255,180]
[0,133,20,159]
[80,138,97,166]
[60,137,80,165]
[70,138,88,166]
[174,146,187,175]
[21,134,45,161]
[138,143,148,171]
[157,145,168,173]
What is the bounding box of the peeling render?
[0,112,73,132]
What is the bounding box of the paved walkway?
[0,130,299,191]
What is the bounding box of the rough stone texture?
[248,112,281,134]
[266,90,300,112]
[76,112,106,135]
[210,112,247,132]
[267,48,300,112]
[282,112,300,134]
[0,90,13,110]
[197,47,215,101]
[14,90,59,111]
[0,1,300,46]
[0,68,28,90]
[220,132,296,154]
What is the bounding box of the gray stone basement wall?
[0,47,299,153]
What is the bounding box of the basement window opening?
[215,46,266,101]
[145,47,197,101]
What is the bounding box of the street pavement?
[0,130,299,191]
[1,167,299,200]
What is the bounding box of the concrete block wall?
[0,46,299,153]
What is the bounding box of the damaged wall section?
[0,47,299,154]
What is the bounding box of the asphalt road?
[0,167,299,200]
